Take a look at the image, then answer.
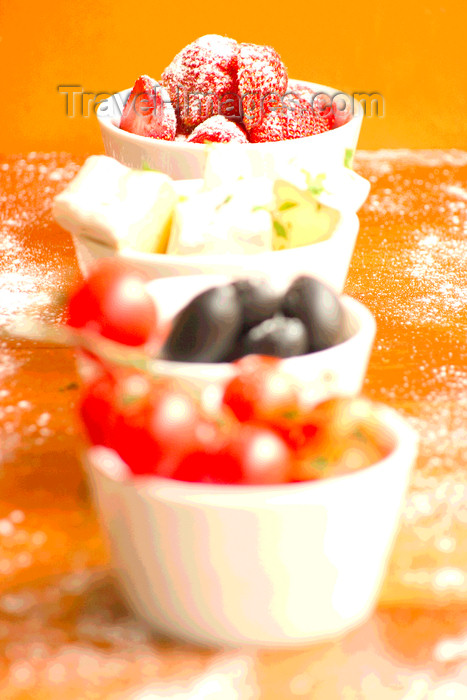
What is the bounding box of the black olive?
[282,276,344,352]
[232,278,282,329]
[163,285,242,362]
[231,315,309,359]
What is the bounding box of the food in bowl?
[65,262,351,361]
[119,35,352,144]
[79,355,392,485]
[162,276,344,362]
[64,265,376,403]
[53,151,370,269]
[96,35,364,179]
[67,264,415,647]
[66,264,383,487]
[85,400,417,647]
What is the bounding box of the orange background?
[0,0,466,154]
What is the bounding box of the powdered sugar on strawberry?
[186,116,248,144]
[237,43,288,130]
[249,94,330,143]
[161,34,239,129]
[120,37,352,143]
[120,75,176,141]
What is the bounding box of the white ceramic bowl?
[143,274,376,403]
[85,404,418,647]
[96,81,364,180]
[72,210,361,293]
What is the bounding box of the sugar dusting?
[350,150,467,602]
[0,571,257,698]
[0,152,258,696]
[0,153,79,330]
[356,149,467,168]
[0,153,81,460]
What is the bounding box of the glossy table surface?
[0,150,466,698]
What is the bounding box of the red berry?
[237,43,288,130]
[161,35,239,129]
[287,83,334,127]
[120,75,176,141]
[331,95,353,127]
[186,116,248,144]
[287,81,353,129]
[248,94,330,143]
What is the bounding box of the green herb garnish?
[273,220,288,239]
[278,201,298,211]
[344,148,354,169]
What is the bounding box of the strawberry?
[331,96,353,127]
[248,94,330,143]
[287,81,353,129]
[120,75,176,141]
[237,43,288,130]
[161,35,239,129]
[186,116,248,144]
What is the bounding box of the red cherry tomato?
[79,370,118,447]
[222,355,300,431]
[112,380,206,476]
[79,365,151,447]
[169,418,232,483]
[214,423,292,485]
[67,259,157,346]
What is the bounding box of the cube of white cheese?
[167,178,275,256]
[52,155,177,254]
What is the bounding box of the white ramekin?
[85,403,418,648]
[72,210,361,294]
[142,274,376,403]
[96,81,364,180]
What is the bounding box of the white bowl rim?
[150,292,375,375]
[96,79,364,150]
[87,400,418,500]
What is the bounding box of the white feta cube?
[53,155,177,254]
